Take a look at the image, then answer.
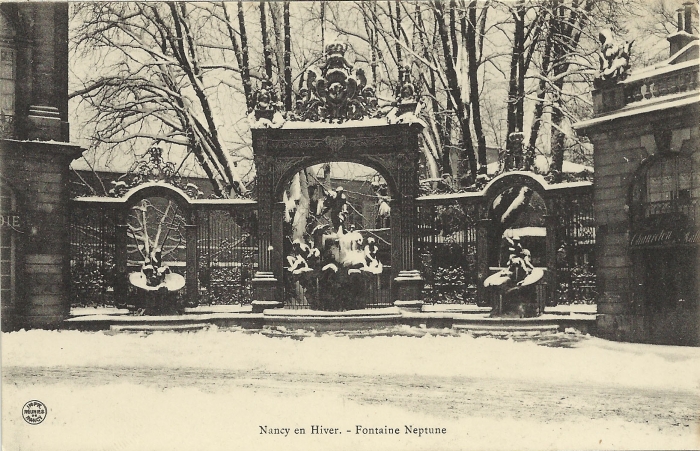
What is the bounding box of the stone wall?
[0,3,83,330]
[0,141,82,330]
[583,104,699,343]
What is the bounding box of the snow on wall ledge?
[248,107,423,130]
[417,171,592,202]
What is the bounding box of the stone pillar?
[476,218,491,306]
[0,5,82,329]
[392,133,422,302]
[390,196,402,286]
[394,270,423,302]
[185,209,198,304]
[399,193,415,272]
[271,202,285,282]
[252,201,283,309]
[25,3,69,141]
[3,142,84,329]
[544,213,558,306]
[251,151,281,306]
[114,208,129,305]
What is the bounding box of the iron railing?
[632,198,699,226]
[417,202,479,304]
[70,182,598,308]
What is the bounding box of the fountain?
[126,198,186,315]
[484,236,544,317]
[285,182,385,311]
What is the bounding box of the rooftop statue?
[595,28,634,87]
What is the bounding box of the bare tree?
[70,0,657,197]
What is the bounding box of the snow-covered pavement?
[2,327,699,450]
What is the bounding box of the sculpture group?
[285,183,385,311]
[484,236,544,317]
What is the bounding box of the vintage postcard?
[1,1,699,450]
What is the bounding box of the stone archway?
[478,173,558,309]
[484,173,549,268]
[252,123,424,306]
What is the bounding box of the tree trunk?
[549,0,593,182]
[527,3,556,169]
[393,0,403,68]
[283,1,292,111]
[269,3,286,98]
[173,3,245,196]
[449,0,459,66]
[505,0,524,171]
[434,0,477,182]
[418,6,448,176]
[221,2,252,110]
[458,4,477,180]
[237,1,252,109]
[515,2,525,133]
[259,1,273,81]
[466,1,487,173]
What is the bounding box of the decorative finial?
[396,64,418,116]
[252,79,282,121]
[293,40,381,122]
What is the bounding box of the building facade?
[0,3,83,330]
[575,9,699,345]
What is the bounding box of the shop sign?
[630,226,700,247]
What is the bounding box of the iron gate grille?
[197,209,258,305]
[70,205,118,307]
[554,192,597,303]
[417,202,478,304]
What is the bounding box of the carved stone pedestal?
[252,271,280,303]
[394,270,424,302]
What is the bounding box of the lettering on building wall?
[630,227,700,246]
[0,214,21,230]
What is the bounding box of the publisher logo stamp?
[23,400,47,425]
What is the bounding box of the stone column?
[393,141,423,303]
[476,218,491,306]
[12,142,84,328]
[114,208,129,305]
[251,149,281,307]
[185,209,198,304]
[26,3,69,141]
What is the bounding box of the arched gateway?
[249,40,426,308]
[252,122,424,306]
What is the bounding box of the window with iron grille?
[631,154,696,225]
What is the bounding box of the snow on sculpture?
[484,235,544,317]
[596,28,634,86]
[126,198,187,314]
[284,178,386,311]
[249,40,420,128]
[107,146,205,199]
[296,41,379,122]
[321,186,349,231]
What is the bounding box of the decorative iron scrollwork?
[293,41,380,122]
[108,146,203,199]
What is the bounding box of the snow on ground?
[2,327,699,451]
[5,327,697,391]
